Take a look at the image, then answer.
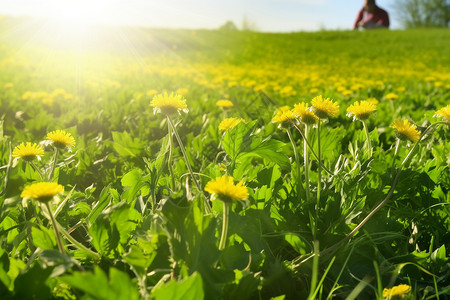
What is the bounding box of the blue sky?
[0,0,399,32]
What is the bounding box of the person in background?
[354,0,390,29]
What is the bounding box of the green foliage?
[0,18,449,299]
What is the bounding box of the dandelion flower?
[346,100,377,121]
[292,102,318,125]
[4,82,13,89]
[219,117,245,131]
[434,104,450,123]
[366,98,379,105]
[216,100,234,108]
[12,142,44,161]
[382,284,411,299]
[272,106,296,123]
[391,120,421,143]
[385,93,399,100]
[46,130,75,149]
[310,95,340,119]
[205,175,249,202]
[150,92,188,115]
[21,182,64,203]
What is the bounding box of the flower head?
[391,119,421,143]
[385,93,399,100]
[346,100,377,121]
[205,175,249,202]
[382,284,411,299]
[216,99,234,109]
[434,104,450,123]
[21,182,64,203]
[46,130,75,149]
[310,95,339,119]
[272,106,296,123]
[150,92,188,115]
[292,102,318,125]
[219,117,245,131]
[12,142,44,161]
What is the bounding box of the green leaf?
[222,121,256,159]
[111,131,144,158]
[61,267,140,300]
[152,272,204,300]
[239,139,290,168]
[14,263,53,300]
[31,225,56,250]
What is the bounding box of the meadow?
[0,16,449,299]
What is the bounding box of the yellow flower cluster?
[21,182,64,203]
[205,175,249,202]
[382,284,412,299]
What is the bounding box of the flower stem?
[292,122,332,175]
[167,116,212,214]
[304,125,311,203]
[219,202,230,250]
[48,147,59,181]
[166,116,176,190]
[29,161,45,181]
[286,128,302,202]
[316,120,322,207]
[45,202,64,254]
[57,222,101,260]
[314,119,322,240]
[392,139,400,170]
[362,120,372,158]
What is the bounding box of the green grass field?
[0,16,449,299]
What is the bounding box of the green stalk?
[57,223,101,260]
[304,125,311,203]
[392,138,400,169]
[219,202,231,250]
[29,160,45,181]
[166,116,176,190]
[316,119,322,225]
[292,122,332,175]
[307,241,320,300]
[48,147,59,181]
[362,120,372,158]
[45,202,64,254]
[167,116,212,214]
[286,127,302,202]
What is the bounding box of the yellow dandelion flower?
[219,117,245,131]
[396,87,406,93]
[12,142,44,161]
[311,95,340,119]
[146,89,158,97]
[382,284,411,299]
[272,106,296,123]
[176,88,188,95]
[205,175,249,202]
[216,100,234,109]
[391,120,421,143]
[346,100,377,121]
[434,104,450,123]
[385,93,399,100]
[150,92,188,115]
[309,87,319,94]
[4,82,13,89]
[292,102,318,125]
[366,98,379,105]
[21,182,64,203]
[46,130,76,149]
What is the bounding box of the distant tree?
[394,0,450,28]
[241,15,259,31]
[219,21,238,31]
